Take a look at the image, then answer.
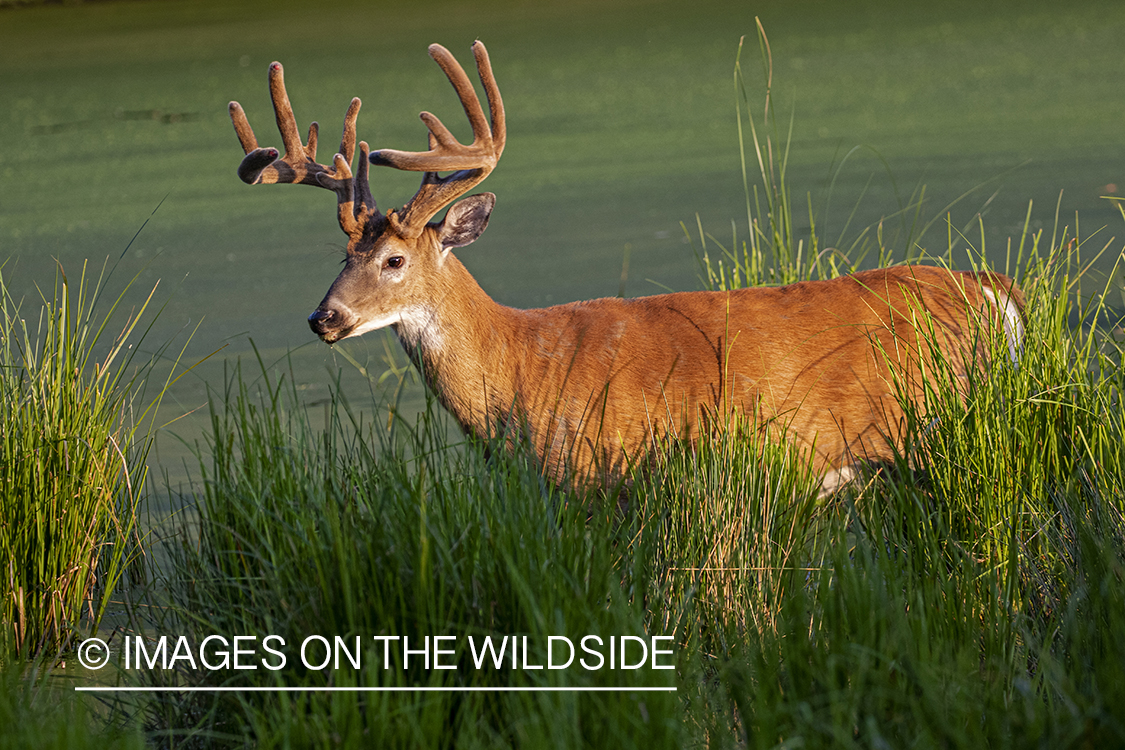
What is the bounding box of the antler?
[371,42,506,238]
[229,62,379,240]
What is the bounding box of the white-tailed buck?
[229,42,1024,494]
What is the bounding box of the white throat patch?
[393,305,444,353]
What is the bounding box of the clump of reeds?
[1,260,170,658]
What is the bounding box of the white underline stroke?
[75,686,677,693]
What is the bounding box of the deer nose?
[307,308,336,335]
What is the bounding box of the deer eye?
[386,256,404,269]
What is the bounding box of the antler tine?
[472,41,506,156]
[230,62,379,240]
[352,142,378,223]
[337,97,359,166]
[267,62,307,161]
[229,101,260,153]
[371,41,506,237]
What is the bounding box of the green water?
[1,0,1122,487]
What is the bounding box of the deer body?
[229,43,1023,493]
[390,255,1019,488]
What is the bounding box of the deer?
[228,41,1025,496]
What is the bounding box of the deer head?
[229,42,506,344]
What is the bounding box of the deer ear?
[438,193,495,250]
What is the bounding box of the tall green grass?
[1,260,174,657]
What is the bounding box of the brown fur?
[394,258,1023,489]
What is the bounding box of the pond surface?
[2,0,1122,491]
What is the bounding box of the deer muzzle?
[308,307,346,343]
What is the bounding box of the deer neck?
[392,254,522,436]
